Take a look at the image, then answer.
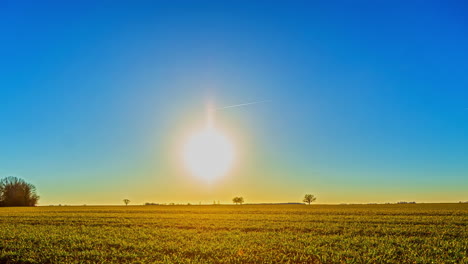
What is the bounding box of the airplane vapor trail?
[220,100,271,109]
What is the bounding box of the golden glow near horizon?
[182,104,235,182]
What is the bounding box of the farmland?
[0,204,466,263]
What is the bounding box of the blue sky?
[1,1,467,204]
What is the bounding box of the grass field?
[0,204,466,263]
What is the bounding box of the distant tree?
[233,197,244,205]
[123,199,130,206]
[303,194,316,205]
[0,176,39,206]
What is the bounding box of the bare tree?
[303,194,316,205]
[123,199,130,206]
[232,197,244,205]
[0,176,39,206]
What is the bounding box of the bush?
[0,177,39,206]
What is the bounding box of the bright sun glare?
[183,125,235,181]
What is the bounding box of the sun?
[183,125,235,181]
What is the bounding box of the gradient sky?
[1,1,467,205]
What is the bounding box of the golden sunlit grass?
[0,204,467,263]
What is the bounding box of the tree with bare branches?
[0,177,39,206]
[232,197,244,205]
[303,194,316,205]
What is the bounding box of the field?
[0,204,466,263]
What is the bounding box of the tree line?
[125,194,317,206]
[0,176,317,207]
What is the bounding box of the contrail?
[220,100,271,109]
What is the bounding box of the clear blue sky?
[1,1,467,204]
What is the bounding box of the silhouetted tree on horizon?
[303,194,316,205]
[233,197,244,205]
[123,199,130,206]
[0,176,39,206]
